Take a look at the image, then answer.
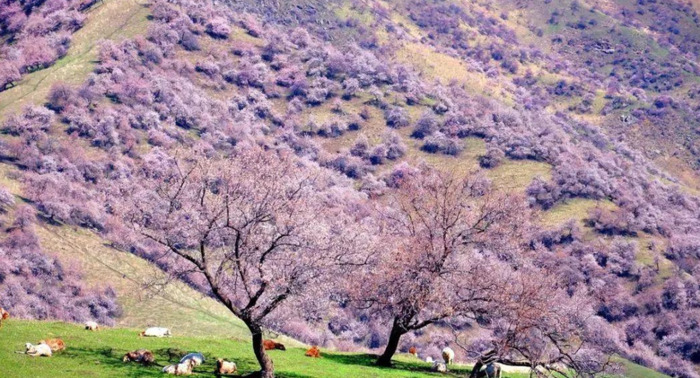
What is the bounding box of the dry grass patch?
[395,43,514,104]
[487,159,551,191]
[229,26,266,46]
[35,224,253,339]
[541,198,617,228]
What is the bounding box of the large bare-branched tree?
[356,167,533,366]
[122,147,370,378]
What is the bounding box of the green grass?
[0,320,523,378]
[618,358,671,378]
[0,321,667,378]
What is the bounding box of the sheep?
[85,321,99,331]
[432,361,447,373]
[179,352,205,366]
[139,327,171,337]
[262,339,286,351]
[425,356,434,363]
[122,349,155,365]
[40,339,65,352]
[162,358,196,375]
[442,347,454,365]
[162,364,178,375]
[216,358,237,374]
[304,346,321,358]
[25,343,52,357]
[408,346,418,357]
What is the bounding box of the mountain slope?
[0,0,699,376]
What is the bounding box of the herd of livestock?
[16,318,260,375]
[3,307,499,376]
[2,305,326,376]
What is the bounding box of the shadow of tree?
[275,373,314,378]
[61,345,270,377]
[322,353,472,377]
[61,347,163,377]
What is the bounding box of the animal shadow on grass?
[62,347,163,377]
[64,347,243,377]
[322,353,468,376]
[154,347,188,362]
[322,353,378,368]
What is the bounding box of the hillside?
[0,0,699,377]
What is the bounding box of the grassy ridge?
[35,225,252,339]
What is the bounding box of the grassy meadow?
[1,320,499,378]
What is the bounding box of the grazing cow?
[442,347,455,365]
[139,327,171,337]
[25,343,52,357]
[262,339,286,351]
[304,346,321,358]
[122,349,155,365]
[179,352,205,366]
[409,346,418,357]
[85,321,99,331]
[432,361,447,373]
[40,339,65,352]
[425,356,434,363]
[216,358,237,375]
[162,358,196,375]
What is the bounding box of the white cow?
[85,321,99,331]
[140,327,171,337]
[25,342,52,357]
[162,359,196,375]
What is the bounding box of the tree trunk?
[470,360,484,378]
[247,322,275,378]
[376,318,406,367]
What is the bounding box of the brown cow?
[304,346,321,358]
[123,349,155,365]
[0,307,8,329]
[40,339,66,352]
[262,339,286,351]
[409,346,418,357]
